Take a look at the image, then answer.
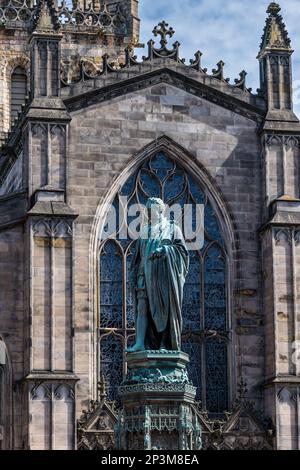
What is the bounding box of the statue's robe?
[130,220,189,350]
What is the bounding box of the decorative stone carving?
[61,56,100,85]
[0,0,127,33]
[54,384,75,401]
[123,367,192,386]
[29,382,75,401]
[285,135,300,148]
[260,3,291,52]
[200,400,274,450]
[77,380,118,451]
[78,372,272,451]
[265,134,300,147]
[31,122,47,138]
[294,231,300,246]
[274,228,293,246]
[50,123,66,137]
[117,351,202,450]
[277,386,297,405]
[144,21,181,62]
[265,134,282,146]
[77,394,274,450]
[60,20,252,92]
[32,219,73,238]
[30,383,52,400]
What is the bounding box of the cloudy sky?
[138,0,300,116]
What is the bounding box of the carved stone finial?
[98,373,108,400]
[259,2,291,52]
[234,70,251,92]
[32,0,61,34]
[152,21,175,48]
[267,2,281,15]
[237,377,248,400]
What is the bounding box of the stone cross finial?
[152,21,175,48]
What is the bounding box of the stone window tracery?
[10,65,27,124]
[99,151,230,414]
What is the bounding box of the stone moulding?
[125,349,190,367]
[119,382,197,396]
[32,218,73,238]
[64,67,265,123]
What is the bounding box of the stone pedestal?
[116,351,202,451]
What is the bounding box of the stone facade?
[0,0,140,142]
[0,1,299,450]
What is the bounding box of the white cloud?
[138,0,300,117]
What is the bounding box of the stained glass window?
[99,334,123,405]
[99,151,230,414]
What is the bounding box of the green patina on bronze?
[122,350,193,386]
[126,197,189,353]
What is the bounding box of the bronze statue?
[126,198,189,352]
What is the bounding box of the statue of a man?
[127,198,189,352]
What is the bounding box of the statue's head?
[146,197,165,211]
[146,198,166,224]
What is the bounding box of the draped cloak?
[130,220,189,351]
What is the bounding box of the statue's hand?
[149,247,165,260]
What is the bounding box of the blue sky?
[138,0,300,117]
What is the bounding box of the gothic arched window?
[10,66,27,124]
[99,151,230,414]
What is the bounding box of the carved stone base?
[116,351,202,451]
